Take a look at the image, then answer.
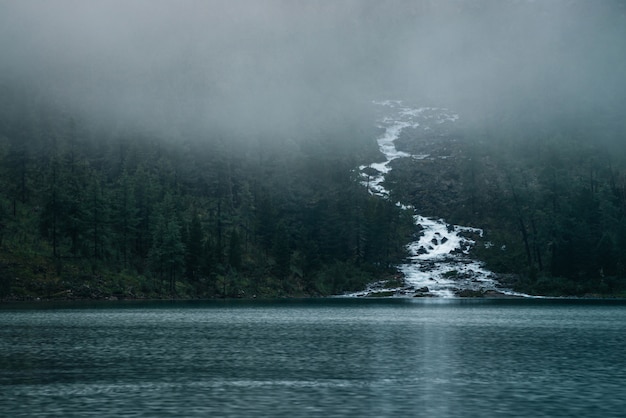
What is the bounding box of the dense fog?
[1,0,625,139]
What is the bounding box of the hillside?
[2,91,626,299]
[1,0,626,299]
[0,91,415,301]
[385,109,626,297]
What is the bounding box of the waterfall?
[349,100,526,298]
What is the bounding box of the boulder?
[456,289,484,297]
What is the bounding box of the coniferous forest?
[0,85,416,299]
[2,0,626,299]
[2,82,626,299]
[386,108,626,297]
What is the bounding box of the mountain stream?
[349,100,527,298]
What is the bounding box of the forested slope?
[387,109,626,297]
[2,90,626,298]
[0,87,414,300]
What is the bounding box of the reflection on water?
[1,299,625,417]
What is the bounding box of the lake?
[1,298,625,417]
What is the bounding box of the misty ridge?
[1,0,625,145]
[2,0,626,300]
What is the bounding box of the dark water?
[1,299,625,417]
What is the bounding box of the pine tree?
[148,194,185,295]
[112,170,139,268]
[85,172,111,263]
[272,223,291,280]
[185,213,204,281]
[228,229,242,271]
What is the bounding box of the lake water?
[1,298,625,417]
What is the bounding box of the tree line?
[3,85,626,299]
[0,90,412,299]
[445,115,626,296]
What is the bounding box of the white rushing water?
[350,100,526,298]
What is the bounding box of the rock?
[413,292,435,298]
[456,289,484,297]
[369,291,395,297]
[483,290,521,298]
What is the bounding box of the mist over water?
[1,0,624,140]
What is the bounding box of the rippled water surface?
[1,298,625,417]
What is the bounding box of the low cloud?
[1,0,624,139]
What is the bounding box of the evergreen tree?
[112,170,139,268]
[228,229,242,271]
[185,213,204,281]
[272,223,291,280]
[148,193,185,295]
[85,172,111,263]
